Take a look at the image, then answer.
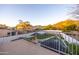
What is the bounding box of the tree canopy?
[43,19,79,32]
[16,20,32,31]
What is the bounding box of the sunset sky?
[0,4,74,27]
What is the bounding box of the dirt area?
[0,39,60,55]
[64,31,79,41]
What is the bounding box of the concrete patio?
[0,39,60,55]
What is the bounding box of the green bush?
[65,43,79,55]
[62,24,77,32]
[68,43,79,55]
[36,33,53,39]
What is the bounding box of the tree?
[16,20,32,32]
[43,25,53,30]
[76,26,79,31]
[71,4,79,19]
[63,24,77,32]
[0,24,8,29]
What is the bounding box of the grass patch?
[35,33,53,39]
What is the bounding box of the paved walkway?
[0,40,60,55]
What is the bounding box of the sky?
[0,4,74,27]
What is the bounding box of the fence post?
[72,36,73,55]
[58,32,60,54]
[76,34,78,55]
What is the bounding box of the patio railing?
[39,32,79,55]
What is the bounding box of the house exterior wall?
[0,29,17,37]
